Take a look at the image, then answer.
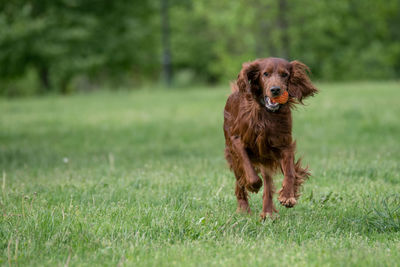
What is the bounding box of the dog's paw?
[260,210,279,221]
[237,200,251,214]
[246,178,262,193]
[278,195,297,208]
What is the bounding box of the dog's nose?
[270,86,281,96]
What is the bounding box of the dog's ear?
[288,60,318,104]
[237,61,260,93]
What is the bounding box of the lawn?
[1,82,400,266]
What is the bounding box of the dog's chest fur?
[232,93,293,162]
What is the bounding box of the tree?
[0,0,159,94]
[161,0,172,86]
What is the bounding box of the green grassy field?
[1,82,400,266]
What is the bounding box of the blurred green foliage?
[1,0,400,96]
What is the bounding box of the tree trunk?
[39,66,51,92]
[60,75,71,94]
[253,0,277,58]
[277,0,290,60]
[161,0,172,86]
[256,20,277,58]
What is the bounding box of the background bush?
[1,0,400,96]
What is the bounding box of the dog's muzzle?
[263,96,280,112]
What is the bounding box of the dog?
[223,57,318,219]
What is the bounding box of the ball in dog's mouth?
[271,91,289,104]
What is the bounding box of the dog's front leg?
[230,136,262,193]
[278,148,297,208]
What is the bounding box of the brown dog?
[223,57,318,219]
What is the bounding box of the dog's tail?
[293,158,311,199]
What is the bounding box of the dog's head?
[237,57,318,111]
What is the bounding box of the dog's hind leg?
[278,147,298,208]
[225,146,251,213]
[235,181,251,214]
[230,136,262,193]
[260,166,277,220]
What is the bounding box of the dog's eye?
[281,73,288,78]
[263,72,269,77]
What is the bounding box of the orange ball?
[270,90,289,104]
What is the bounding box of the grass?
[1,81,400,266]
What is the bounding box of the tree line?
[1,0,399,96]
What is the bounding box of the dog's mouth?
[263,96,280,111]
